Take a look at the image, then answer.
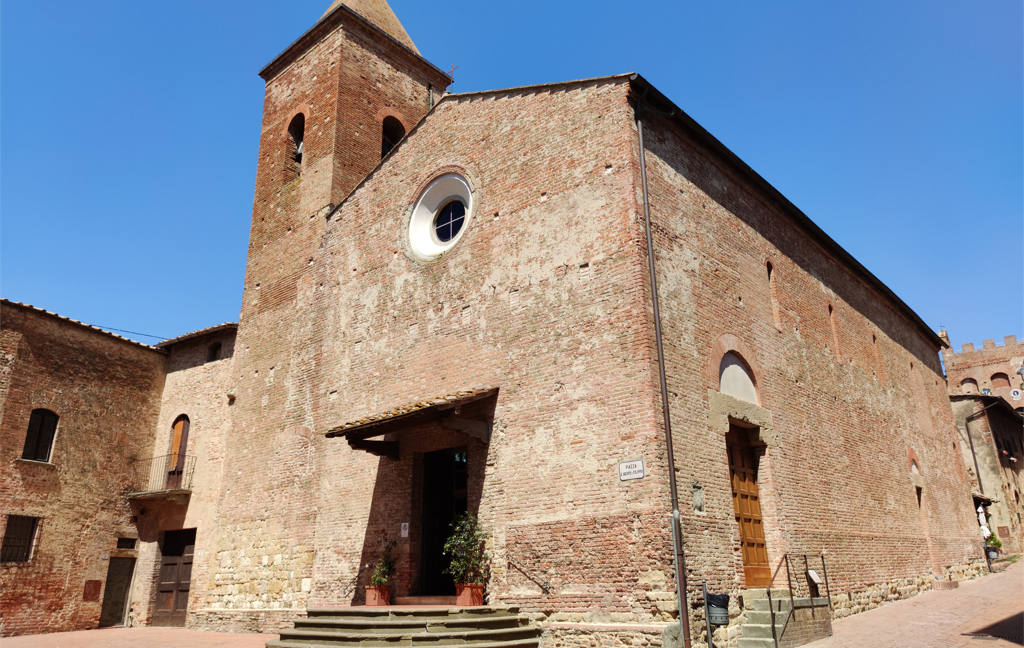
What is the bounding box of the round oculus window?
[408,174,473,261]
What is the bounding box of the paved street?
[804,560,1023,648]
[3,563,1021,648]
[0,627,275,648]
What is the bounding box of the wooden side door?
[166,417,189,489]
[99,557,136,627]
[152,530,195,627]
[728,427,771,587]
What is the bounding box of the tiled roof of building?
[155,323,238,349]
[325,387,498,437]
[1,299,164,353]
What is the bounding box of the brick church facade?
[1,2,989,646]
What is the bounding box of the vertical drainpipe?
[635,94,692,648]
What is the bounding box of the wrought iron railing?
[765,553,833,648]
[507,556,552,593]
[131,454,196,493]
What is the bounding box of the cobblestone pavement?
[803,560,1023,648]
[0,627,275,648]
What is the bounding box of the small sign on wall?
[400,522,409,538]
[1011,389,1022,401]
[618,458,645,481]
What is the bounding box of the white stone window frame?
[406,173,474,262]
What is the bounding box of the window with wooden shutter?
[1,515,40,562]
[21,409,58,462]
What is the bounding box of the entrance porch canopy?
[324,387,497,458]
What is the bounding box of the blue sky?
[2,1,1021,352]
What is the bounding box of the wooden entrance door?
[152,529,195,627]
[727,426,770,587]
[419,448,468,595]
[99,557,136,626]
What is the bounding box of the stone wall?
[0,302,165,635]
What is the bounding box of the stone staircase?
[737,588,789,648]
[737,589,831,648]
[267,606,541,648]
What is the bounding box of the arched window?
[287,113,305,178]
[828,303,841,358]
[166,415,190,489]
[766,261,781,329]
[381,116,405,158]
[991,373,1011,389]
[960,378,979,394]
[22,409,58,462]
[719,352,758,404]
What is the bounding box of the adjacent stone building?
[950,395,1024,554]
[2,2,990,647]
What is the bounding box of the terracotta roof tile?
[326,387,498,437]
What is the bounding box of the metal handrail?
[507,556,552,593]
[764,552,833,648]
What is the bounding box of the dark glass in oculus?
[434,200,466,243]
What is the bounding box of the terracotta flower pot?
[455,583,484,606]
[365,584,390,606]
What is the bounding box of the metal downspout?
[636,107,692,648]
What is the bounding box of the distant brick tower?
[209,2,450,615]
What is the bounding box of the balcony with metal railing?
[126,454,196,502]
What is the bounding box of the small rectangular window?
[116,537,137,549]
[22,409,59,462]
[1,515,40,562]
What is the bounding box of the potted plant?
[366,539,396,606]
[443,512,491,606]
[985,535,1002,560]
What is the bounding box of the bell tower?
[242,1,450,323]
[216,4,451,606]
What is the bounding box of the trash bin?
[706,593,730,626]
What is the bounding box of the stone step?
[306,607,521,619]
[741,588,789,600]
[268,639,540,648]
[271,607,540,648]
[296,616,526,633]
[393,596,457,606]
[279,625,541,645]
[742,610,787,626]
[740,623,782,640]
[737,638,776,648]
[746,597,793,612]
[746,595,829,612]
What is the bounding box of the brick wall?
[941,334,1024,406]
[640,108,984,641]
[129,329,236,627]
[0,303,165,635]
